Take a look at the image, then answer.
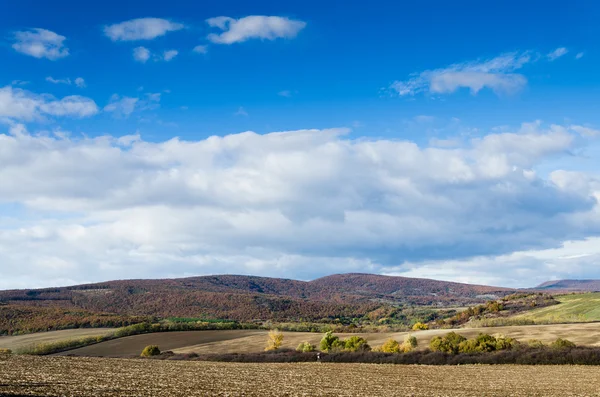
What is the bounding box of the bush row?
[152,347,600,365]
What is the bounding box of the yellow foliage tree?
[412,322,429,331]
[379,338,401,353]
[265,329,284,351]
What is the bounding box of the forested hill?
[536,279,600,292]
[0,273,513,323]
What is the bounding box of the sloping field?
[55,322,600,357]
[0,328,116,351]
[57,330,266,357]
[2,355,600,397]
[513,293,600,323]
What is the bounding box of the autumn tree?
[265,330,284,351]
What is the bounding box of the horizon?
[2,1,600,289]
[0,270,584,291]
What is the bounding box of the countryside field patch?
[51,322,600,357]
[0,328,117,351]
[2,355,600,396]
[513,293,600,323]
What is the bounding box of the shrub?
[412,322,429,331]
[429,332,466,354]
[344,336,371,352]
[551,338,576,349]
[264,330,284,351]
[378,338,402,353]
[401,335,418,352]
[140,345,161,357]
[460,334,498,353]
[296,342,316,353]
[320,331,340,352]
[527,339,546,348]
[494,335,519,350]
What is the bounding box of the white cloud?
[192,45,208,54]
[385,237,600,288]
[234,106,248,116]
[547,47,568,61]
[75,78,86,88]
[103,92,161,117]
[391,52,532,96]
[46,76,86,88]
[0,121,599,287]
[0,86,98,120]
[40,96,99,117]
[103,95,139,117]
[46,77,71,85]
[206,16,306,44]
[576,52,585,60]
[570,125,600,137]
[278,90,292,97]
[12,28,69,60]
[163,49,178,61]
[104,18,184,41]
[133,47,179,63]
[11,80,29,86]
[133,46,151,63]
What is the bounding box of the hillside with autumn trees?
[0,273,516,335]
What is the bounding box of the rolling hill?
[0,273,514,332]
[536,280,600,292]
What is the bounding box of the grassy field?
[0,328,117,351]
[2,355,600,396]
[51,322,600,357]
[512,293,600,323]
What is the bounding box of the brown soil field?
[2,355,600,396]
[57,330,267,357]
[57,322,600,357]
[0,328,117,351]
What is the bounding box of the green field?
[513,293,600,323]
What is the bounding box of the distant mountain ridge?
[536,279,600,292]
[0,273,514,321]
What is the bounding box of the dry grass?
[2,355,600,396]
[0,328,117,351]
[175,323,600,354]
[5,322,600,358]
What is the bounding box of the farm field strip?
[2,355,600,397]
[44,322,600,357]
[514,293,600,323]
[0,328,117,351]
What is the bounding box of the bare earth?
[2,355,600,397]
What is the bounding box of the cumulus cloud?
[0,86,98,120]
[391,52,532,96]
[206,15,306,44]
[133,46,151,63]
[0,121,599,288]
[104,18,184,41]
[576,52,585,60]
[12,28,69,60]
[75,77,86,88]
[547,47,568,61]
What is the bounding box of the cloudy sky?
[1,0,600,289]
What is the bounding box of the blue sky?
[1,0,600,289]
